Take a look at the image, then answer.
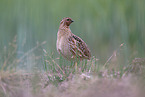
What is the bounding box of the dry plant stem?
[43,49,65,75]
[0,80,7,95]
[2,37,17,71]
[16,41,46,63]
[51,59,65,75]
[103,54,114,68]
[10,41,46,68]
[103,43,124,68]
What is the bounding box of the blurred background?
[0,0,145,71]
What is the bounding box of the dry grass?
[1,38,145,97]
[0,71,145,97]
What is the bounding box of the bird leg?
[75,61,77,71]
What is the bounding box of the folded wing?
[68,34,91,60]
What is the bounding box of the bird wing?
[68,34,91,60]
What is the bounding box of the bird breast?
[57,31,72,60]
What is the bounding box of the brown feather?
[57,17,91,61]
[68,34,91,60]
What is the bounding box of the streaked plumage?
[56,17,91,61]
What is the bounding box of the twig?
[43,49,65,75]
[15,41,46,64]
[103,54,114,68]
[103,43,124,68]
[0,77,7,95]
[2,36,17,71]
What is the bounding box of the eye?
[67,19,70,21]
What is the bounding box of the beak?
[71,20,74,22]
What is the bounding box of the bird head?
[60,17,74,27]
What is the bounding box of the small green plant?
[42,43,139,86]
